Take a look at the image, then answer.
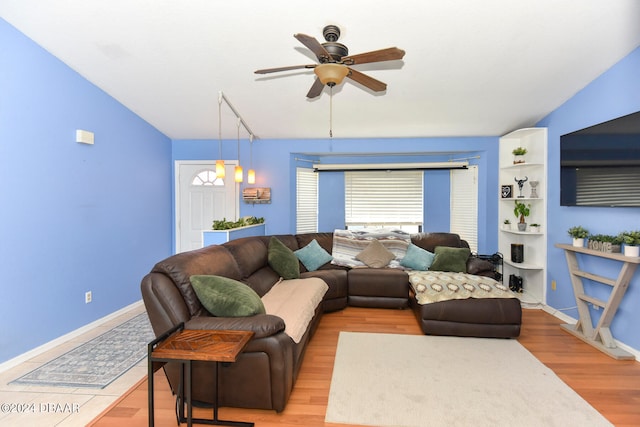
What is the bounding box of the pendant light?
[215,92,225,179]
[234,118,243,183]
[247,134,256,184]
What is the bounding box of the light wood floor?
[89,307,640,427]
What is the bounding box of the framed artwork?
[501,185,513,199]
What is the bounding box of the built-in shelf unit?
[498,128,548,306]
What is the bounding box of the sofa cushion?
[356,239,396,268]
[268,236,300,279]
[400,243,435,270]
[294,239,333,271]
[429,246,470,273]
[190,275,266,317]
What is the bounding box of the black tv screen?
[560,111,640,207]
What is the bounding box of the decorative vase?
[623,245,639,257]
[529,181,539,198]
[572,238,585,247]
[513,154,525,164]
[511,244,524,263]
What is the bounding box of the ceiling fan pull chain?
[329,85,333,138]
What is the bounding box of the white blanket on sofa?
[261,277,328,343]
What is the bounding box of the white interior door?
[176,161,238,253]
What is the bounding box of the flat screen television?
[560,111,640,207]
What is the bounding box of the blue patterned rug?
[12,313,154,389]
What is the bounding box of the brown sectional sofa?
[141,231,521,412]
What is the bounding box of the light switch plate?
[76,129,94,145]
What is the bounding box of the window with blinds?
[345,171,423,231]
[450,165,478,253]
[576,167,640,206]
[296,167,318,233]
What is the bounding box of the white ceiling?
[2,0,640,140]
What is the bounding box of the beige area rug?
[325,332,612,427]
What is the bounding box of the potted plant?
[588,234,622,253]
[567,226,589,247]
[204,216,266,246]
[513,200,530,231]
[503,219,512,230]
[618,230,640,257]
[512,147,527,164]
[529,223,541,233]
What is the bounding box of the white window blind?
[345,171,423,228]
[450,165,478,252]
[296,167,318,233]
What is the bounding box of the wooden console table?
[148,324,254,426]
[555,243,639,360]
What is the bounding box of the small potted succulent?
[618,230,640,257]
[529,223,541,233]
[568,226,589,247]
[503,219,512,230]
[512,147,527,164]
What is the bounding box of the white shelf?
[500,162,545,170]
[504,259,544,270]
[500,197,543,202]
[501,229,543,236]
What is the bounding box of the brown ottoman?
[410,294,522,338]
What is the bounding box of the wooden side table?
[555,243,639,360]
[148,323,254,426]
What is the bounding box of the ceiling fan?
[255,25,406,98]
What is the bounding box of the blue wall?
[538,46,640,351]
[0,19,173,363]
[173,137,499,254]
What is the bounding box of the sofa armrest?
[185,314,286,339]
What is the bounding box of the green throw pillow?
[268,236,300,279]
[429,246,470,273]
[400,243,435,270]
[294,239,333,271]
[190,275,265,317]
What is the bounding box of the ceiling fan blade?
[342,47,406,65]
[306,77,325,98]
[254,64,316,74]
[347,68,387,92]
[294,33,333,62]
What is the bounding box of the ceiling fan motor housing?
[322,25,348,61]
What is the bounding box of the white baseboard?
[0,300,144,373]
[538,303,640,362]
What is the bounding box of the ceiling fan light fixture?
[314,63,349,86]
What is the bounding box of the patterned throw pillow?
[268,236,300,279]
[355,239,396,268]
[190,275,265,317]
[400,243,435,270]
[429,246,470,273]
[294,239,333,271]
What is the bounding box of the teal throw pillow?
[268,236,300,279]
[400,243,435,270]
[429,246,470,273]
[294,239,333,271]
[190,275,265,317]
